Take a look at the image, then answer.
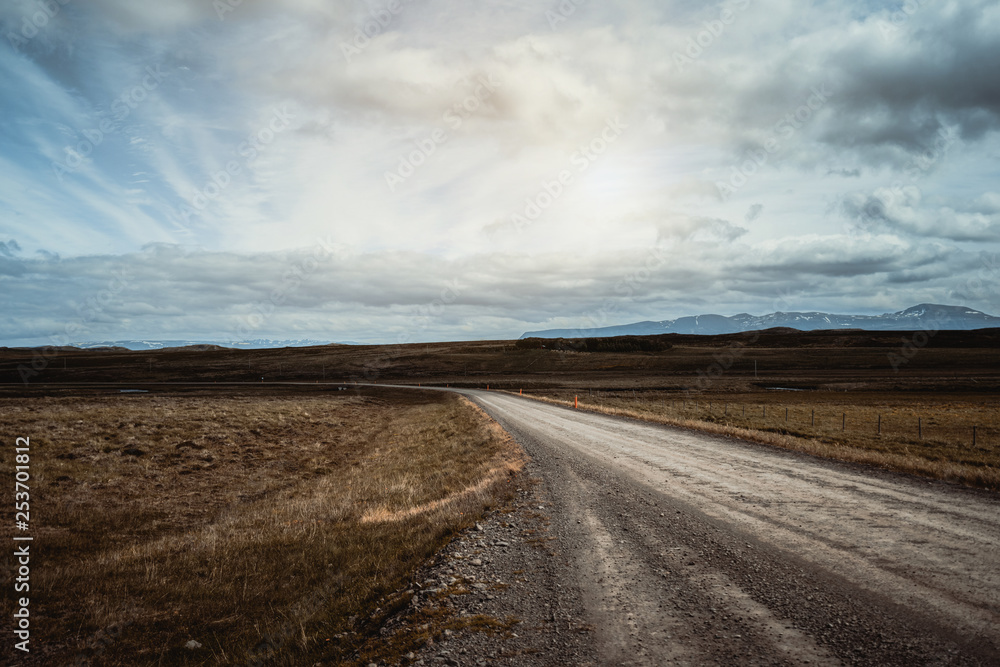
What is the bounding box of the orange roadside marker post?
[575,396,578,408]
[519,388,522,395]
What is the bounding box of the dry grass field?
[2,328,998,494]
[3,329,1000,392]
[517,388,1000,490]
[0,387,523,665]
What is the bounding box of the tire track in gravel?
[461,389,1000,665]
[558,463,841,666]
[561,468,698,665]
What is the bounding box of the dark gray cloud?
[656,1,999,174]
[793,2,999,167]
[841,187,1000,242]
[0,239,21,256]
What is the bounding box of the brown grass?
[514,389,1000,491]
[5,328,1000,393]
[0,387,524,665]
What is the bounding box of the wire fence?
[570,390,997,450]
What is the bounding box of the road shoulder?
[365,456,598,666]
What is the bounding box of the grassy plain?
[0,387,523,665]
[3,329,1000,394]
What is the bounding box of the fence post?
[785,407,788,422]
[878,414,881,436]
[842,413,845,431]
[918,417,922,439]
[973,426,977,447]
[811,409,815,426]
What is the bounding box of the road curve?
[455,388,1000,666]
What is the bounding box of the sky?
[2,0,999,346]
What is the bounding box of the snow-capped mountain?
[520,304,1000,339]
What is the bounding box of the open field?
[3,328,998,491]
[0,386,523,665]
[3,329,1000,392]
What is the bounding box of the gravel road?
[402,388,1000,666]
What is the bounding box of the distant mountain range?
[520,304,1000,339]
[67,338,345,351]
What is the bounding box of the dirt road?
[440,389,1000,665]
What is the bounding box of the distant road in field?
[455,388,1000,665]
